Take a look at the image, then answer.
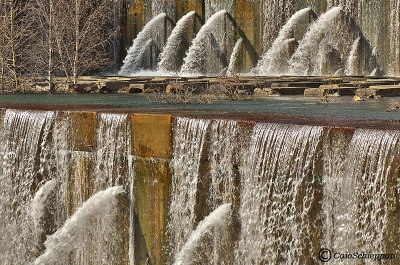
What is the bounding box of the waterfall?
[262,1,296,52]
[33,186,126,265]
[236,123,323,264]
[314,36,343,75]
[173,204,232,265]
[158,11,197,74]
[345,37,361,75]
[390,0,400,75]
[256,7,313,75]
[119,13,168,76]
[31,180,57,231]
[94,113,133,192]
[2,105,400,264]
[180,10,228,76]
[289,6,343,75]
[167,117,210,260]
[208,120,238,207]
[325,129,400,258]
[226,38,243,76]
[0,110,56,264]
[93,113,134,264]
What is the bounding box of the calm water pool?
[1,93,400,120]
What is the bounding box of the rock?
[143,88,156,93]
[129,83,145,93]
[165,84,174,94]
[352,95,365,102]
[104,80,130,91]
[72,83,98,93]
[254,87,280,96]
[117,87,131,94]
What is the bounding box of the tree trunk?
[73,0,80,85]
[48,0,55,92]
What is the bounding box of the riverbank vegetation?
[0,0,120,92]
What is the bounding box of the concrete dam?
[119,0,400,76]
[1,0,400,264]
[0,106,398,264]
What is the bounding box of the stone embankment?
[23,75,400,98]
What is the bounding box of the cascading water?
[345,37,361,75]
[88,113,134,265]
[180,10,229,76]
[236,123,323,264]
[34,186,126,265]
[1,107,400,264]
[256,7,313,75]
[262,0,296,52]
[167,117,210,261]
[31,180,57,234]
[208,120,238,208]
[173,203,232,265]
[289,6,343,75]
[94,113,133,192]
[315,36,344,75]
[0,110,135,265]
[324,129,400,260]
[119,13,169,75]
[226,38,243,76]
[327,0,359,20]
[158,11,197,74]
[115,0,400,76]
[0,110,56,265]
[390,0,400,75]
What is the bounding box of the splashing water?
[262,1,296,52]
[345,37,361,75]
[158,11,197,73]
[236,123,323,264]
[0,110,55,264]
[34,186,126,265]
[94,113,134,263]
[119,13,167,75]
[168,117,210,260]
[31,180,57,230]
[226,38,243,76]
[314,36,343,75]
[173,204,232,265]
[180,10,228,76]
[256,7,313,75]
[289,6,343,75]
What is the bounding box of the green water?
[1,93,400,120]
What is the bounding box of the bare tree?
[51,0,119,85]
[0,0,37,91]
[0,0,120,91]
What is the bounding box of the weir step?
[304,86,355,96]
[356,85,400,97]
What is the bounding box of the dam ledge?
[2,102,400,131]
[3,74,400,130]
[12,75,400,97]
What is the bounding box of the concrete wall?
[121,0,400,75]
[64,110,399,264]
[3,106,395,264]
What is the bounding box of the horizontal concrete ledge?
[25,75,400,96]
